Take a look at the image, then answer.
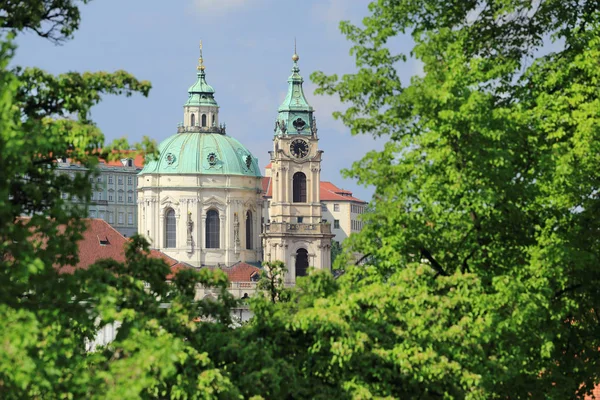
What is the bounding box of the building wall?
[57,159,141,237]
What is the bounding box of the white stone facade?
[137,174,262,267]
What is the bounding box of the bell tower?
[262,49,333,282]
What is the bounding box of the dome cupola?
[180,41,222,133]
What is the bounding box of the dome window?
[165,153,176,165]
[207,152,217,166]
[245,155,252,169]
[190,114,195,126]
[201,114,207,127]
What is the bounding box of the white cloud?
[192,0,249,15]
[312,0,349,25]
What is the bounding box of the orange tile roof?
[261,177,366,203]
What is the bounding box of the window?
[97,192,102,200]
[321,204,327,212]
[118,195,123,203]
[108,176,113,184]
[109,194,113,202]
[165,208,176,248]
[99,211,105,221]
[127,159,133,167]
[297,216,303,223]
[201,114,207,127]
[212,114,215,126]
[127,176,133,185]
[334,220,340,229]
[191,113,195,126]
[90,210,97,218]
[118,212,124,224]
[205,209,220,248]
[295,248,309,277]
[127,195,133,203]
[97,176,102,183]
[118,176,123,185]
[245,211,253,250]
[128,213,133,225]
[108,213,114,223]
[334,204,340,212]
[293,172,306,203]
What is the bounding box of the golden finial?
[197,40,205,71]
[292,37,299,62]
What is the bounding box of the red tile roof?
[585,385,600,399]
[220,262,261,282]
[262,176,273,197]
[265,162,272,169]
[167,261,261,283]
[57,218,133,273]
[320,181,366,203]
[166,262,192,280]
[261,177,366,203]
[25,218,178,274]
[101,152,145,168]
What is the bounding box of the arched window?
[165,208,176,248]
[295,248,308,277]
[205,209,220,248]
[201,114,207,127]
[245,211,253,250]
[212,114,215,126]
[190,114,195,126]
[293,172,307,203]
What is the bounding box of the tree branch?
[420,248,449,277]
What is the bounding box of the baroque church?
[137,45,333,283]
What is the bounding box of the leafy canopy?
[309,0,600,398]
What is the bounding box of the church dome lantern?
[180,41,223,133]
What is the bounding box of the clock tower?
[262,51,334,281]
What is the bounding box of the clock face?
[290,139,309,159]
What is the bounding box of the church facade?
[137,49,263,267]
[137,46,334,282]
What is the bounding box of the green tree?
[330,240,343,269]
[308,0,600,398]
[0,2,241,398]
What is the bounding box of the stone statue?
[279,120,287,134]
[311,116,318,136]
[234,212,240,248]
[187,212,193,242]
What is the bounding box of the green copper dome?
[141,132,261,177]
[185,70,218,107]
[274,53,316,137]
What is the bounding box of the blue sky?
[13,0,418,202]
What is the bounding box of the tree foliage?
[309,0,600,398]
[3,0,600,399]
